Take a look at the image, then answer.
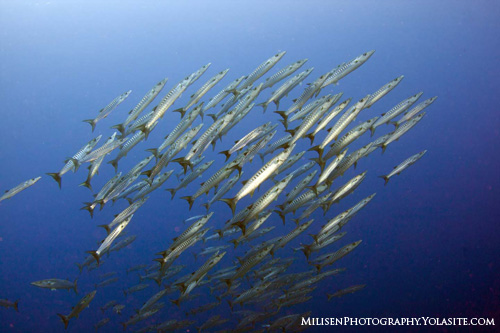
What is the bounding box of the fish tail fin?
[108,159,119,173]
[172,107,186,118]
[220,197,237,215]
[257,102,268,113]
[274,209,286,225]
[257,152,265,164]
[284,128,296,137]
[46,172,62,189]
[308,145,323,159]
[309,157,325,172]
[80,202,94,218]
[306,185,319,197]
[215,229,224,238]
[370,126,376,137]
[233,221,246,235]
[86,250,100,265]
[218,150,231,162]
[165,188,176,199]
[201,202,210,212]
[229,239,239,249]
[226,88,239,96]
[13,300,19,312]
[223,278,232,288]
[327,293,334,301]
[75,263,83,274]
[170,298,182,307]
[301,244,312,260]
[172,157,192,174]
[110,123,125,136]
[273,99,280,110]
[180,196,195,210]
[274,111,288,127]
[305,133,315,145]
[176,282,187,294]
[78,178,92,191]
[97,199,105,211]
[379,175,389,186]
[97,224,111,235]
[207,113,217,122]
[73,279,78,294]
[140,168,153,178]
[68,158,81,172]
[136,124,151,140]
[310,233,319,244]
[57,313,69,329]
[145,148,159,159]
[83,119,97,132]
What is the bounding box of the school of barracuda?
[0,50,437,331]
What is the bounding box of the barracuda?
[46,135,102,188]
[382,112,426,153]
[370,92,423,136]
[238,51,286,91]
[0,177,41,202]
[203,75,246,113]
[259,67,313,112]
[173,69,229,118]
[394,96,437,128]
[221,145,295,215]
[83,90,131,132]
[379,150,427,185]
[365,75,404,108]
[321,50,375,88]
[112,79,167,135]
[262,58,307,89]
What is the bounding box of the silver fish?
[379,150,427,185]
[0,177,41,202]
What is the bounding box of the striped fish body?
[121,79,167,129]
[285,170,318,204]
[239,51,286,91]
[380,151,426,185]
[262,59,307,89]
[365,75,404,108]
[321,50,375,88]
[320,95,370,150]
[160,104,203,153]
[370,92,422,135]
[262,68,313,112]
[396,96,437,125]
[323,117,377,161]
[0,177,41,202]
[203,75,246,113]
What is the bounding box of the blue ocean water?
[0,1,499,332]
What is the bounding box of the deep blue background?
[0,1,499,332]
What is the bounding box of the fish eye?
[355,60,359,63]
[363,53,367,56]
